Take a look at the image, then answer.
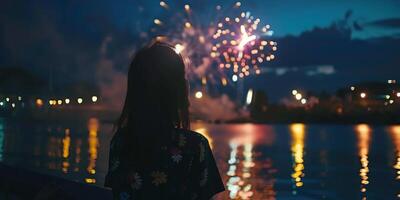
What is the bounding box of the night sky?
[1,0,400,101]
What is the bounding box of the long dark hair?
[116,42,190,167]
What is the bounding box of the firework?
[149,1,277,87]
[211,9,278,81]
[151,1,221,84]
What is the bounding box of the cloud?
[306,65,335,76]
[276,68,289,76]
[260,65,335,76]
[366,18,400,29]
[269,17,400,79]
[251,13,400,101]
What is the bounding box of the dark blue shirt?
[105,128,225,200]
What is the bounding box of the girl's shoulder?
[173,128,210,147]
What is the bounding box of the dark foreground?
[0,163,112,200]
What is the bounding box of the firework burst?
[211,9,278,81]
[148,1,277,87]
[150,1,220,84]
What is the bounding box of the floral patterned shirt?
[105,128,225,200]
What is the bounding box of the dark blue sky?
[1,0,400,100]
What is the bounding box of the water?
[0,117,399,199]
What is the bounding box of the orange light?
[290,123,306,187]
[36,99,43,107]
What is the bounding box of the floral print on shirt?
[128,172,142,190]
[151,171,168,186]
[104,128,225,200]
[170,147,183,163]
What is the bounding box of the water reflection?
[1,121,399,198]
[355,124,371,198]
[62,128,71,173]
[227,140,240,198]
[290,123,306,190]
[389,126,400,179]
[74,138,82,172]
[388,125,400,198]
[226,124,257,199]
[0,119,4,161]
[47,135,61,170]
[86,118,99,184]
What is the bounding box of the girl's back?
[105,128,224,200]
[104,42,224,199]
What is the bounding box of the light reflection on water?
[86,118,99,184]
[225,127,256,199]
[0,118,4,161]
[355,124,371,199]
[0,120,399,199]
[290,123,306,191]
[61,128,71,173]
[388,125,400,198]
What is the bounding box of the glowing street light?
[36,99,43,107]
[91,96,98,103]
[360,92,367,99]
[5,98,10,102]
[292,90,298,95]
[0,102,4,106]
[301,98,307,104]
[65,98,70,104]
[49,100,57,105]
[350,86,355,91]
[57,100,62,105]
[11,103,15,108]
[195,91,203,99]
[397,92,400,97]
[77,98,83,104]
[295,93,302,100]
